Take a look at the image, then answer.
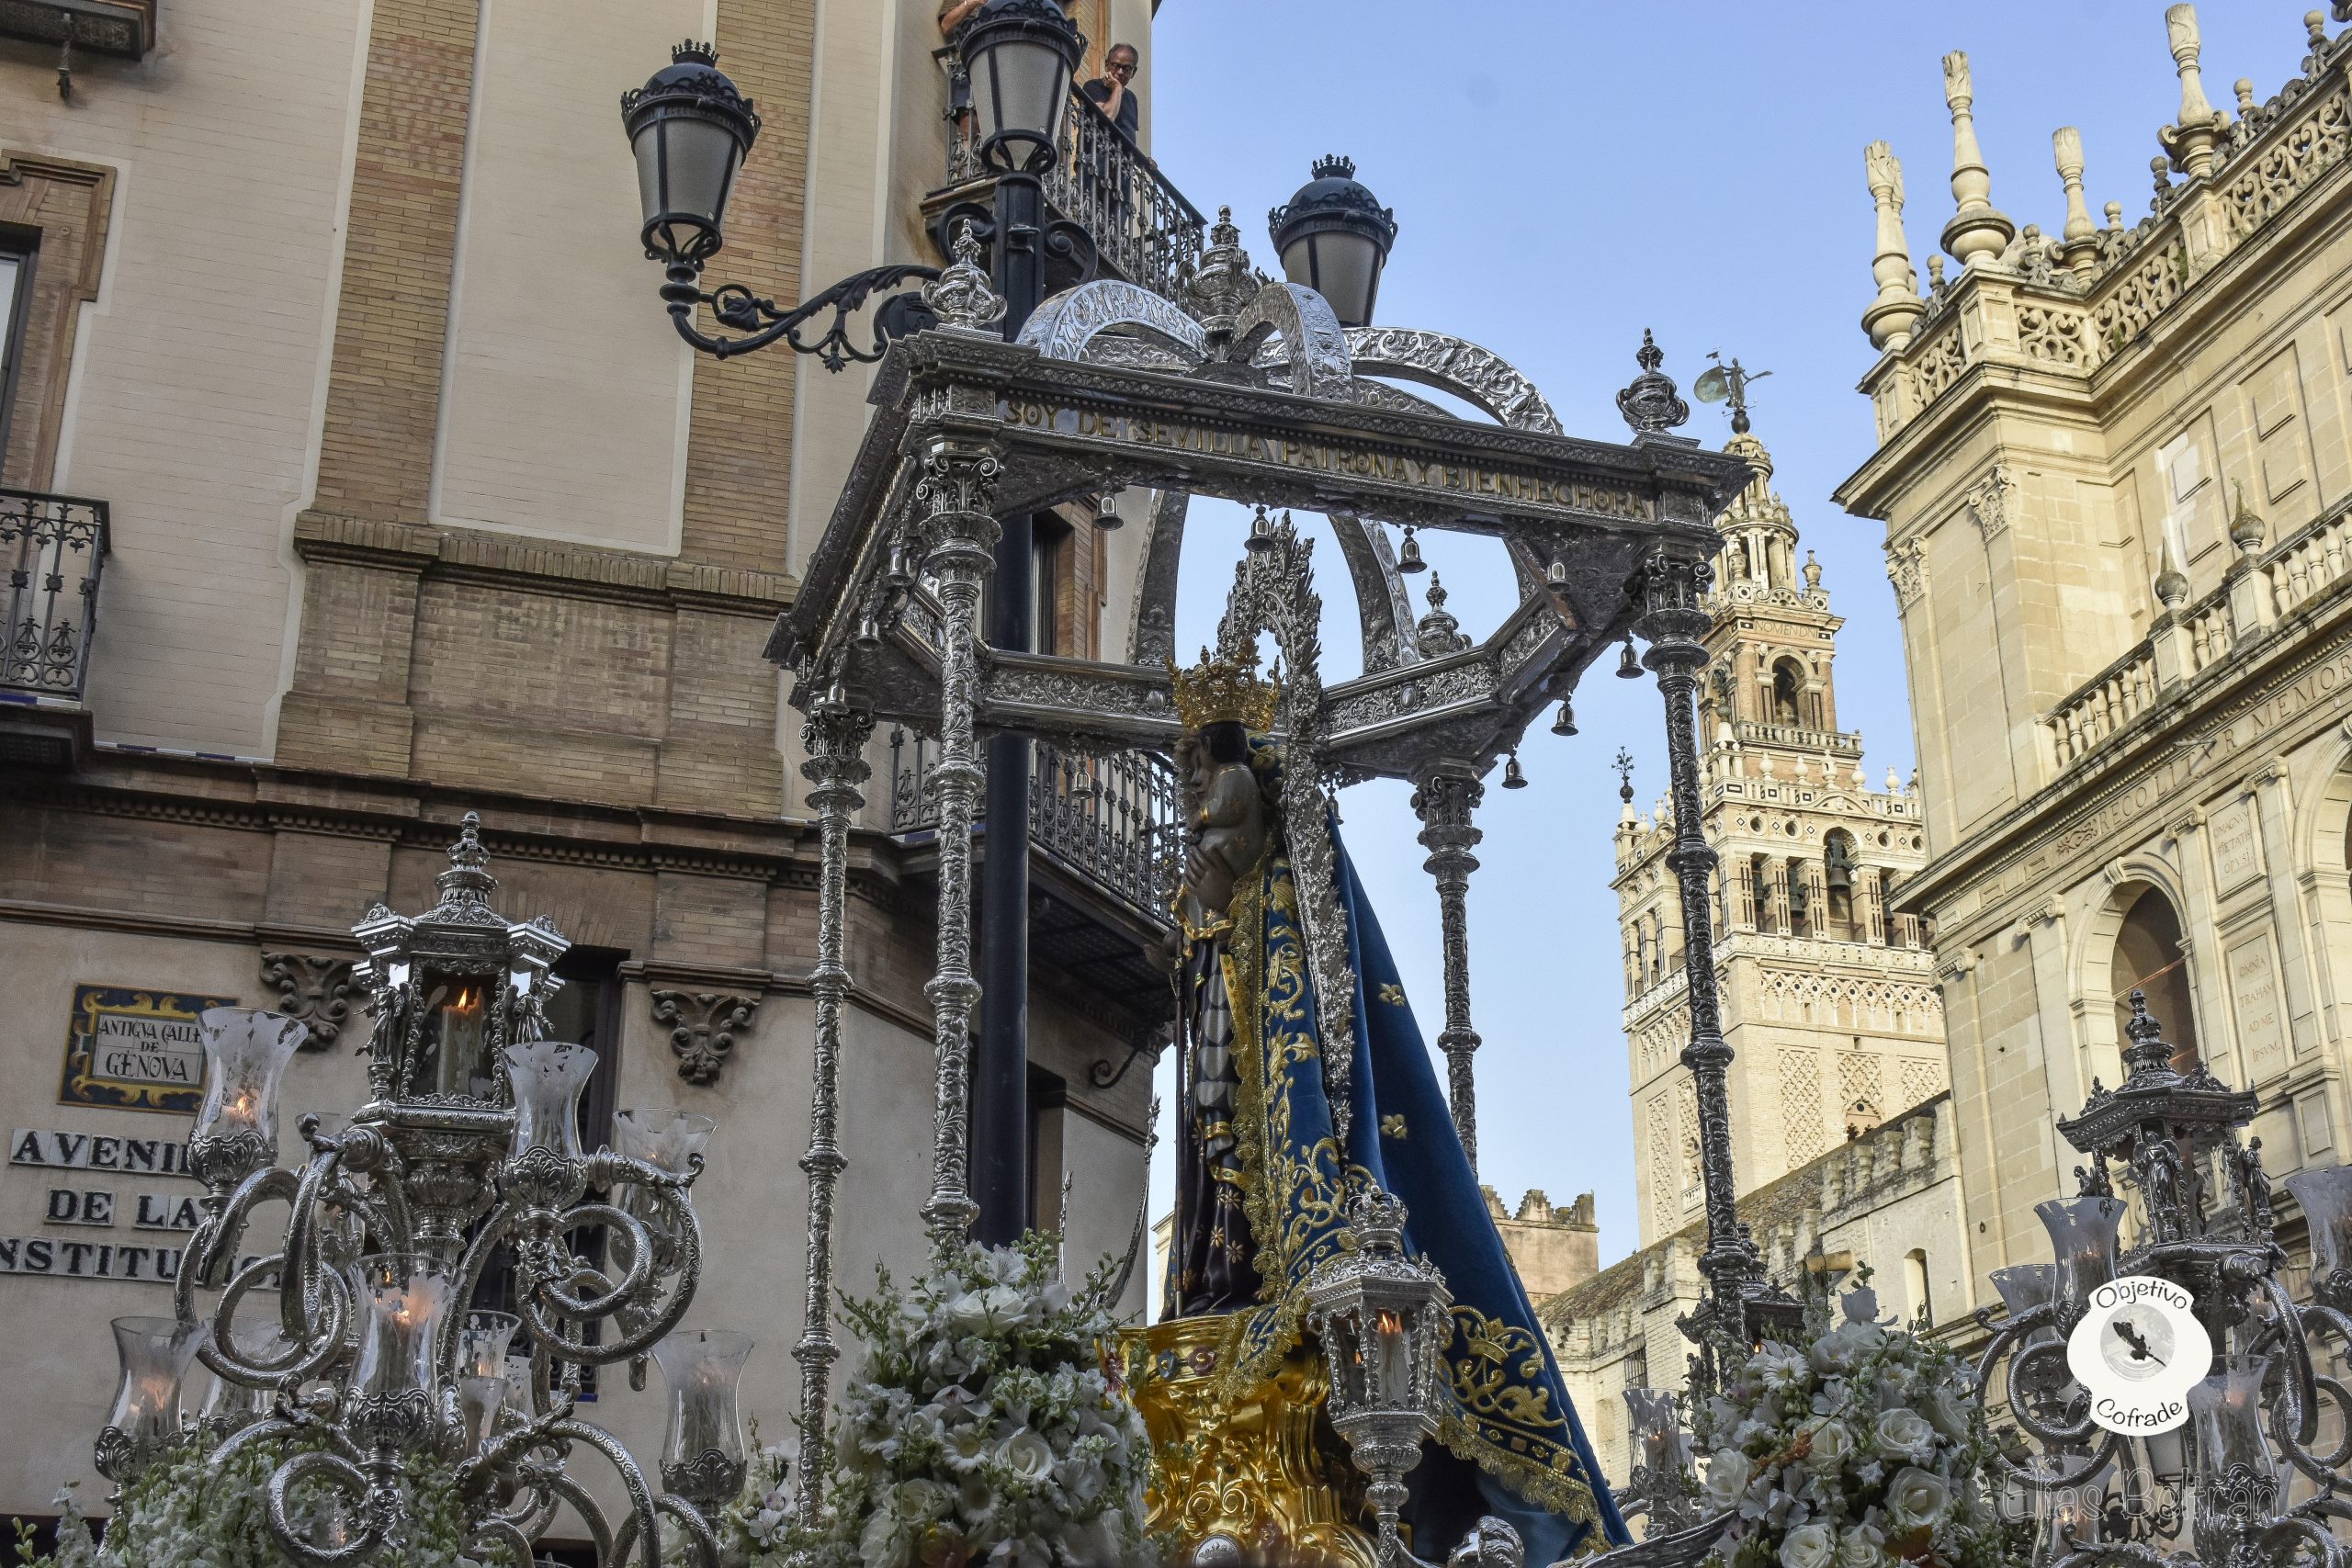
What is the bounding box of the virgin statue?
[1147,644,1625,1566]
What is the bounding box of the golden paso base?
[1119,1314,1381,1568]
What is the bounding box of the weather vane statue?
[1692,351,1770,435]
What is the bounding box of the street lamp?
[621,41,762,269]
[958,0,1084,174]
[620,44,967,367]
[1269,155,1397,329]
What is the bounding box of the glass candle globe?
[2283,1165,2352,1306]
[612,1107,715,1266]
[651,1328,754,1506]
[2035,1195,2126,1314]
[196,1314,294,1430]
[103,1315,207,1454]
[346,1253,456,1450]
[190,1009,309,1182]
[2188,1360,2281,1561]
[503,1040,598,1160]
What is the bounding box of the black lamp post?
[1268,155,1398,329]
[952,0,1087,1249]
[621,43,944,367]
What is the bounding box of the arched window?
[2110,886,2199,1071]
[1771,658,1804,726]
[1824,830,1858,933]
[1903,1248,1932,1327]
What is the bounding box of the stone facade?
[1484,1186,1600,1303]
[1545,1096,1967,1486]
[1835,6,2352,1294]
[0,0,1163,1529]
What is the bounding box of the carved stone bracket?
[650,989,763,1086]
[259,953,357,1049]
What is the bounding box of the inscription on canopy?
[997,398,1656,522]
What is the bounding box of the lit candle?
[436,983,486,1094]
[1374,1308,1411,1404]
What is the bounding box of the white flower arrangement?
[715,1235,1153,1568]
[10,1434,498,1567]
[1695,1289,2000,1568]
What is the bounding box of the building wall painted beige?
[1,0,372,756]
[1834,17,2352,1291]
[431,0,710,553]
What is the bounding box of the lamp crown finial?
[672,39,718,65]
[1312,153,1357,181]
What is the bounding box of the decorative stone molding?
[1964,464,2018,542]
[650,989,762,1086]
[259,953,357,1049]
[1883,537,1928,612]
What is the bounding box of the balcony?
[0,487,107,768]
[929,62,1207,306]
[888,730,1179,921]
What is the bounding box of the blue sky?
[1136,1,2319,1268]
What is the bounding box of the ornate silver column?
[913,435,1002,1252]
[793,694,873,1523]
[1410,770,1484,1173]
[1634,545,1764,1361]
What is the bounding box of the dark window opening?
[1771,658,1804,727]
[2110,888,2199,1072]
[1033,515,1071,655]
[1027,1063,1068,1233]
[0,227,35,476]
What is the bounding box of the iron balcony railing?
[888,728,1181,921]
[939,58,1207,305]
[2,488,107,703]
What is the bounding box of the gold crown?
[1169,646,1281,732]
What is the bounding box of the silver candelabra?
[92,816,747,1567]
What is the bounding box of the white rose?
[1809,1332,1860,1374]
[1701,1448,1754,1512]
[1884,1465,1952,1530]
[1780,1521,1837,1568]
[1835,1524,1885,1568]
[1800,1417,1855,1472]
[997,1426,1057,1484]
[1924,1383,1973,1443]
[860,1506,910,1568]
[983,1283,1034,1325]
[1872,1407,1936,1463]
[945,1292,993,1333]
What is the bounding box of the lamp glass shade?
[652,1328,753,1481]
[502,1040,598,1160]
[2188,1360,2280,1554]
[1623,1386,1688,1474]
[967,31,1071,159]
[197,1309,294,1427]
[612,1106,715,1263]
[2034,1195,2125,1310]
[347,1253,456,1405]
[2283,1165,2352,1281]
[458,1311,521,1383]
[106,1314,206,1442]
[1280,229,1380,329]
[192,1009,308,1154]
[634,113,744,251]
